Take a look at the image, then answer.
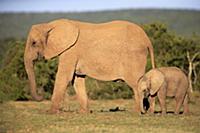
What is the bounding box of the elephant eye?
[143,89,147,93]
[32,41,37,47]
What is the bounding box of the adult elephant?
[24,19,155,114]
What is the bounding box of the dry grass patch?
[0,96,200,133]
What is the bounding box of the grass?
[0,95,200,133]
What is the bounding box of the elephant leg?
[174,94,185,115]
[124,57,146,114]
[73,76,89,113]
[148,96,156,114]
[133,87,141,113]
[50,59,75,113]
[157,89,167,115]
[183,94,189,114]
[125,79,143,113]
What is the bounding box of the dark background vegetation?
[0,9,200,102]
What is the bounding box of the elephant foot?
[33,95,44,102]
[174,111,179,115]
[140,109,147,115]
[147,109,154,114]
[161,112,167,116]
[47,105,61,114]
[46,108,60,114]
[79,108,90,114]
[146,110,154,116]
[183,108,190,115]
[183,111,190,115]
[140,112,146,115]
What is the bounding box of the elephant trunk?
[24,50,43,101]
[139,92,146,114]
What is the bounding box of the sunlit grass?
[0,95,200,133]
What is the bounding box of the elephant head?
[24,19,79,101]
[137,69,165,112]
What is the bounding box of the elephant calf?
[138,67,190,115]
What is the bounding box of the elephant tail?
[187,81,193,101]
[147,41,156,69]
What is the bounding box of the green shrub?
[86,77,132,100]
[0,41,27,102]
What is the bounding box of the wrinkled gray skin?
[138,67,190,115]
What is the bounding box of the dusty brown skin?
[24,19,155,114]
[138,67,190,115]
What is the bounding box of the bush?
[86,77,132,100]
[0,41,27,102]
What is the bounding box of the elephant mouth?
[37,52,45,60]
[33,52,45,63]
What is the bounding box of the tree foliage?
[0,23,199,102]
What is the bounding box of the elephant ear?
[44,19,79,59]
[146,69,165,95]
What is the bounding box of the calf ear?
[149,70,165,95]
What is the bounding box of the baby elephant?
[138,67,190,115]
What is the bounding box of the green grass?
[0,96,200,133]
